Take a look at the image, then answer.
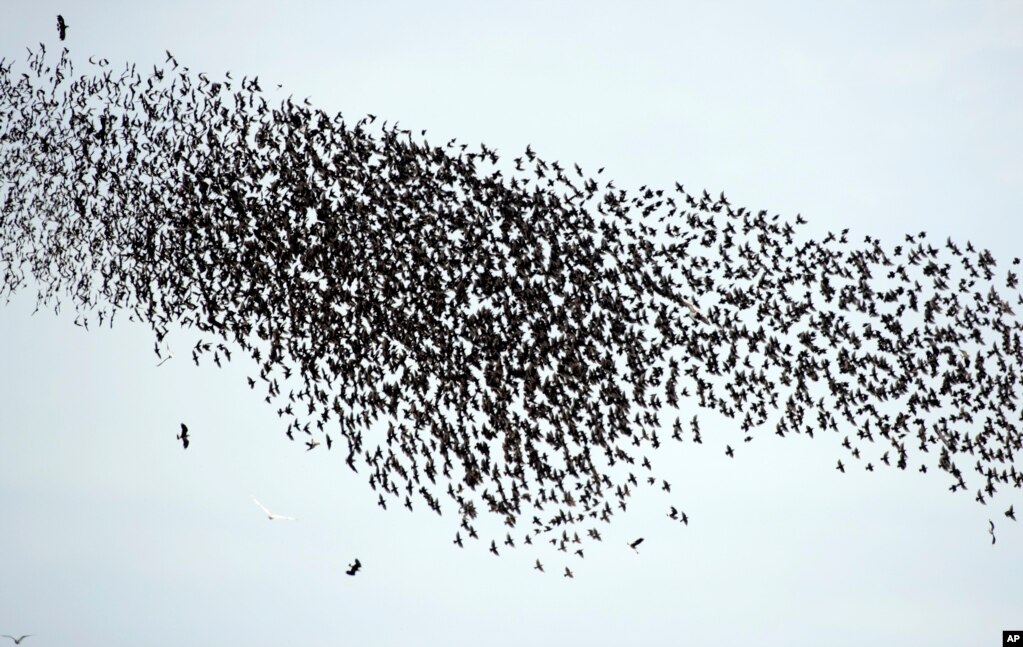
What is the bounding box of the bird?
[56,15,67,40]
[155,350,174,367]
[989,519,996,545]
[629,537,644,552]
[668,506,678,520]
[534,559,544,572]
[563,567,574,578]
[2,637,31,645]
[345,558,362,576]
[176,423,189,449]
[305,438,320,451]
[252,497,296,521]
[1007,505,1016,521]
[682,298,709,323]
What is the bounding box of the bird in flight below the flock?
[346,559,362,576]
[988,520,996,545]
[156,351,174,367]
[56,15,67,40]
[252,497,296,521]
[629,538,644,553]
[1006,505,1016,521]
[2,636,32,645]
[177,423,189,449]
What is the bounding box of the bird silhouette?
[177,423,189,449]
[346,558,362,576]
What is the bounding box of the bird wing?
[252,497,273,516]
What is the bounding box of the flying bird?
[2,637,31,645]
[345,558,362,576]
[252,497,296,521]
[989,519,996,545]
[563,567,574,578]
[629,537,644,552]
[56,15,67,40]
[1006,505,1016,521]
[177,423,189,449]
[534,559,544,572]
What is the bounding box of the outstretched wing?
[252,497,273,516]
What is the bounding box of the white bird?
[682,298,709,323]
[3,636,32,645]
[252,497,296,521]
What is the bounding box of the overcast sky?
[1,2,1022,646]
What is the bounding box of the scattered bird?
[252,497,296,521]
[346,558,362,576]
[629,538,644,553]
[56,15,67,40]
[563,567,573,578]
[2,637,31,645]
[1007,505,1016,521]
[989,519,996,545]
[534,559,544,572]
[176,423,189,449]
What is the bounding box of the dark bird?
[56,15,67,40]
[534,559,544,572]
[177,423,189,449]
[2,637,31,645]
[668,506,678,520]
[628,537,644,552]
[836,460,845,473]
[725,445,734,458]
[989,520,996,545]
[563,567,574,578]
[1006,505,1016,521]
[345,558,362,576]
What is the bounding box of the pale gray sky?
[1,2,1022,645]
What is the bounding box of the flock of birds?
[1,19,1022,587]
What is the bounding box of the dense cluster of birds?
[1,39,1021,572]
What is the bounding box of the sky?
[1,1,1022,645]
